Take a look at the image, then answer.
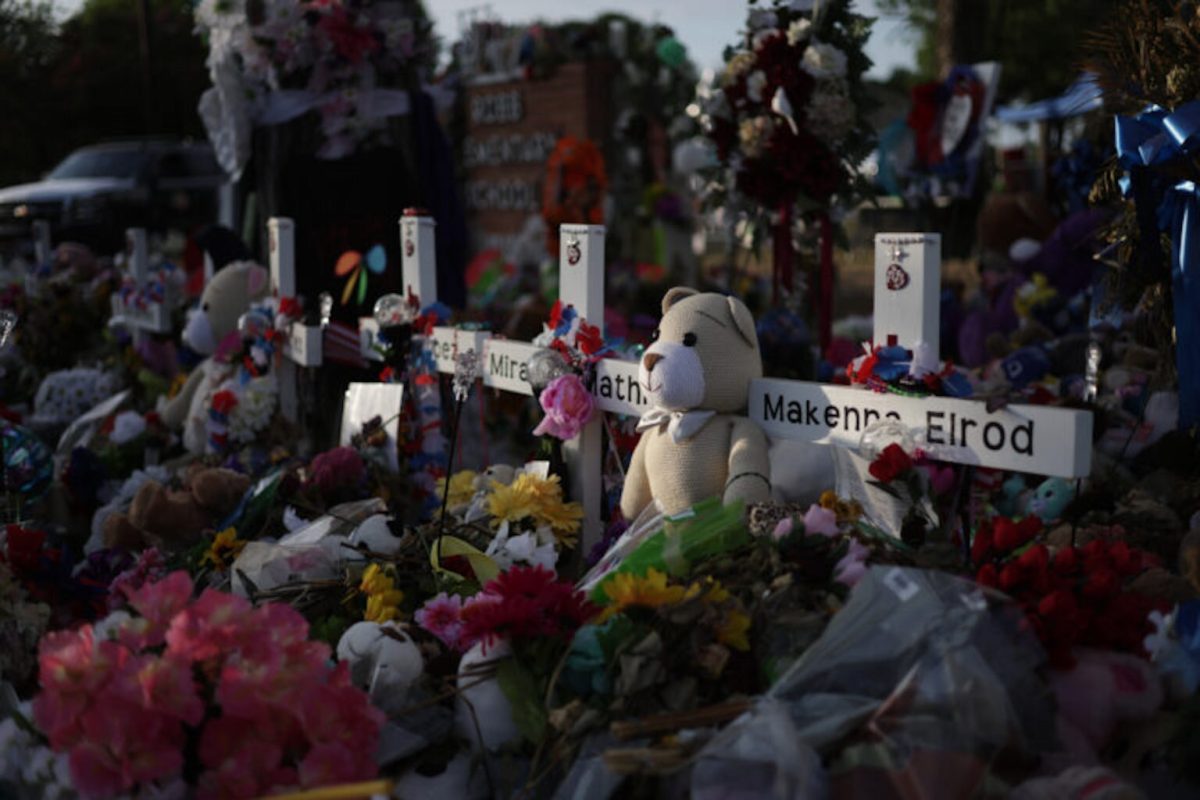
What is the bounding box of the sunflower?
[598,568,690,622]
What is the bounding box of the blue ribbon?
[1115,100,1200,428]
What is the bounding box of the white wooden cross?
[266,217,323,424]
[356,220,610,548]
[109,227,178,340]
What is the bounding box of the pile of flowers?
[971,517,1164,668]
[25,571,383,798]
[702,0,874,212]
[436,465,584,570]
[846,342,973,397]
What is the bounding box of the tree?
[0,0,59,185]
[878,0,1120,102]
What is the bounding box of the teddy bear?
[620,287,771,520]
[159,260,270,453]
[102,465,250,552]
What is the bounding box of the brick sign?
[464,62,613,250]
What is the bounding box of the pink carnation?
[533,373,595,440]
[123,570,193,649]
[68,700,184,797]
[109,653,204,726]
[415,592,465,650]
[33,626,128,749]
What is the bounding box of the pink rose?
[533,374,595,441]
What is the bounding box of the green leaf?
[495,657,547,745]
[356,267,368,306]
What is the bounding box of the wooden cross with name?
[109,228,179,344]
[356,220,609,547]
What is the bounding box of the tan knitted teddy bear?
[620,288,771,520]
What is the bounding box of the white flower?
[787,18,812,45]
[746,70,768,103]
[109,410,146,445]
[486,526,558,571]
[747,8,778,31]
[224,375,278,443]
[801,41,848,79]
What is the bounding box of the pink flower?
[165,588,251,663]
[109,654,204,726]
[306,447,366,495]
[533,374,595,440]
[833,539,870,587]
[124,571,194,649]
[197,715,285,799]
[34,626,129,748]
[415,592,465,650]
[297,670,385,758]
[68,701,184,797]
[920,462,956,496]
[108,548,167,612]
[802,504,839,537]
[771,517,794,540]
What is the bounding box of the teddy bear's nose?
[642,352,664,372]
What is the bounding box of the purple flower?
[802,504,839,537]
[833,539,870,588]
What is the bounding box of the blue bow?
[1115,100,1200,428]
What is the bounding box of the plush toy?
[159,261,269,453]
[620,288,771,520]
[1047,648,1164,767]
[102,465,250,552]
[1026,477,1075,523]
[337,620,424,715]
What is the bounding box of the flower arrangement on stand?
[701,0,874,349]
[193,0,438,168]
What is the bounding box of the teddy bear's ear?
[661,286,698,315]
[726,296,758,349]
[246,264,270,298]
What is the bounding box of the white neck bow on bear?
[636,407,716,443]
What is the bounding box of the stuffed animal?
[102,465,250,552]
[159,261,269,453]
[620,288,771,520]
[1047,648,1163,767]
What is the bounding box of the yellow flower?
[486,479,538,525]
[693,577,730,605]
[167,371,189,400]
[534,499,583,546]
[437,470,478,509]
[598,568,689,621]
[716,610,751,651]
[819,490,863,524]
[360,563,404,623]
[203,527,245,570]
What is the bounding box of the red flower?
[1082,568,1119,601]
[278,297,302,320]
[975,563,998,588]
[548,299,564,331]
[1051,546,1079,577]
[317,6,380,64]
[575,321,605,356]
[378,366,395,383]
[460,566,597,649]
[868,444,913,483]
[210,390,238,415]
[993,516,1042,552]
[970,522,994,564]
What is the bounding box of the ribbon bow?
[1114,100,1200,427]
[636,407,716,443]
